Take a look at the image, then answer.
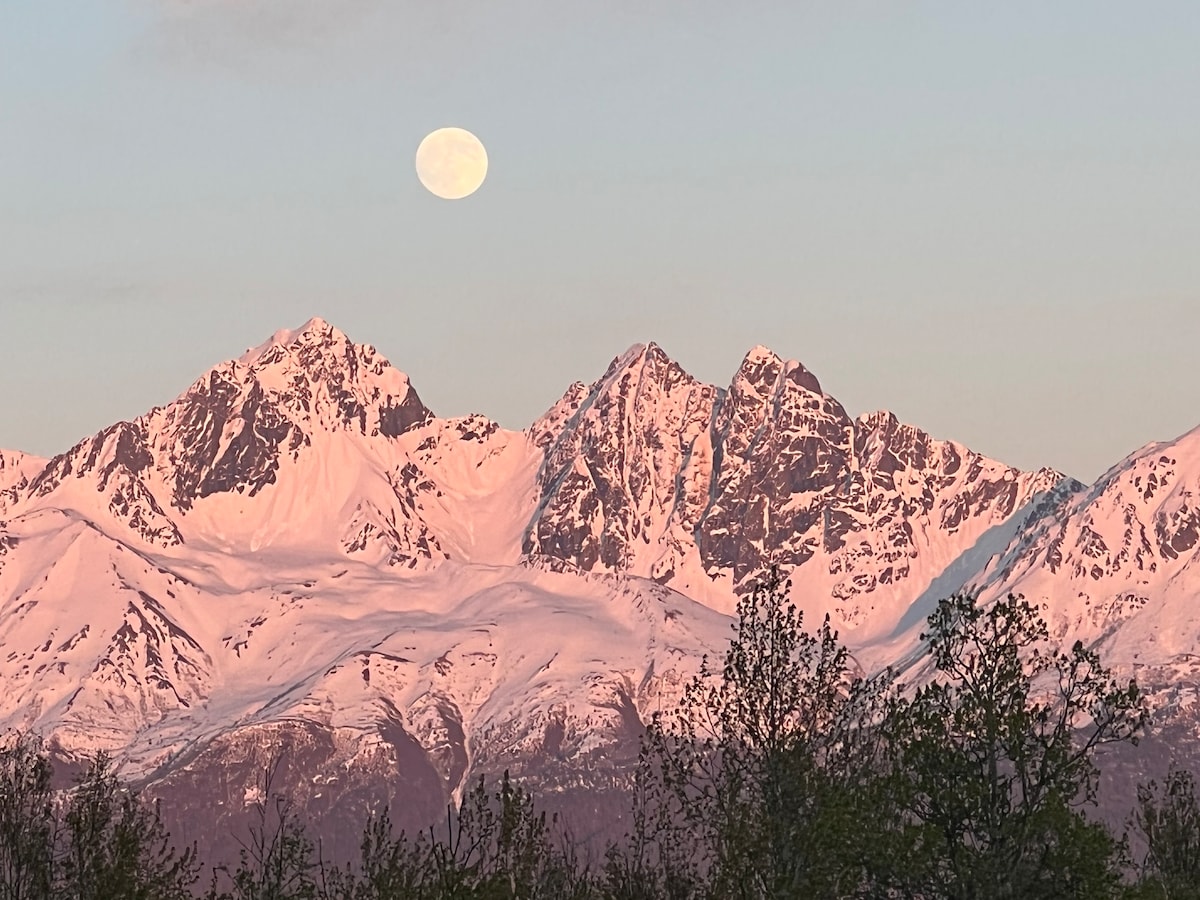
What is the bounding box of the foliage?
[0,732,55,900]
[628,566,896,899]
[0,734,198,900]
[207,764,595,900]
[8,574,1198,900]
[345,770,594,900]
[1128,766,1200,899]
[886,592,1148,899]
[60,752,198,900]
[205,758,321,900]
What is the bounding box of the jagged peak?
[855,409,980,459]
[742,344,783,368]
[856,410,901,432]
[1129,420,1200,467]
[853,412,1076,494]
[145,320,432,478]
[590,342,701,397]
[1030,466,1082,494]
[1082,420,1200,501]
[0,449,46,471]
[854,410,947,450]
[202,319,427,417]
[238,316,351,367]
[0,449,46,500]
[731,345,822,396]
[528,341,712,470]
[605,341,670,372]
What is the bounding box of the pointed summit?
[732,345,823,397]
[526,340,721,573]
[532,341,705,448]
[0,449,47,516]
[219,319,429,431]
[9,321,435,528]
[300,315,334,332]
[153,321,432,511]
[0,449,45,483]
[742,344,783,366]
[596,341,681,389]
[239,316,352,367]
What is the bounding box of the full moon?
[415,127,488,200]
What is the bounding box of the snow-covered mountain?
[526,341,1070,636]
[0,449,45,516]
[1,317,1194,860]
[0,320,725,857]
[965,425,1200,702]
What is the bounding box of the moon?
[415,127,488,200]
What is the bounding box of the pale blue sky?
[2,2,1197,482]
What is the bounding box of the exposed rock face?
[4,319,435,551]
[949,426,1200,827]
[697,347,847,582]
[974,425,1200,655]
[27,422,185,547]
[525,343,721,579]
[145,719,451,868]
[525,344,1072,630]
[0,449,47,517]
[148,318,431,513]
[6,317,1192,865]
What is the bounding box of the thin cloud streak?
[129,0,385,71]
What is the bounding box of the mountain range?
[2,317,1198,860]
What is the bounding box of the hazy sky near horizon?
[2,2,1198,483]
